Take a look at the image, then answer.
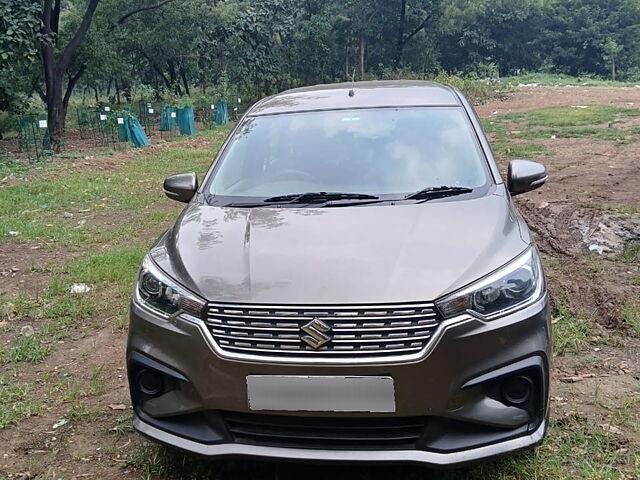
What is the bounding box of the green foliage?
[0,110,16,138]
[377,68,493,102]
[0,0,46,66]
[0,0,48,110]
[601,38,623,63]
[432,72,492,103]
[3,0,640,128]
[531,0,640,79]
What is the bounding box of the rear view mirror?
[163,172,198,203]
[507,160,547,196]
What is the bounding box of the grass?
[1,334,50,363]
[620,242,640,264]
[501,73,640,87]
[0,364,109,430]
[0,126,232,246]
[60,245,147,292]
[606,204,640,215]
[0,156,56,179]
[110,412,135,436]
[0,244,148,366]
[490,139,553,157]
[509,106,640,128]
[483,106,640,132]
[482,105,640,157]
[612,393,640,433]
[49,364,110,405]
[0,129,227,370]
[0,128,232,368]
[621,305,640,337]
[0,374,43,428]
[552,300,592,355]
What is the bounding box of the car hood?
[151,193,529,304]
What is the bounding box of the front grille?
[205,301,440,358]
[223,412,428,450]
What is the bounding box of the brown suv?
[128,80,550,467]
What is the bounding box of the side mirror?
[508,160,547,196]
[163,172,198,203]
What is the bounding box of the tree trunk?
[345,45,349,80]
[62,66,85,125]
[393,9,433,71]
[394,0,407,69]
[41,0,100,152]
[154,74,161,101]
[47,76,65,153]
[167,60,182,95]
[179,64,190,96]
[115,79,121,104]
[359,35,367,79]
[612,59,616,81]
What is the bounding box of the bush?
[377,68,493,104]
[432,72,492,104]
[0,110,17,139]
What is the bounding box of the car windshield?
[207,107,489,200]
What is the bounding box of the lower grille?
[205,301,441,359]
[223,412,428,450]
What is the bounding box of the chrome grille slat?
[212,333,433,345]
[220,344,425,355]
[205,301,440,359]
[205,323,436,334]
[207,312,437,322]
[208,302,435,310]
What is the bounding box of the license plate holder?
[246,375,395,412]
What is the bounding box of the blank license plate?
[246,375,395,412]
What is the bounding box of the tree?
[532,0,640,78]
[39,0,181,152]
[438,0,539,75]
[40,0,101,152]
[601,38,623,81]
[393,0,441,69]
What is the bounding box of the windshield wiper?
[263,192,379,204]
[404,185,473,202]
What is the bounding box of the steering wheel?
[264,168,315,183]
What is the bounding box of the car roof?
[248,80,462,116]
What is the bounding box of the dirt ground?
[0,86,639,479]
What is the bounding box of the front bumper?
[127,295,550,466]
[134,413,547,466]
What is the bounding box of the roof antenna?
[348,68,356,97]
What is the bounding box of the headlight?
[136,255,205,318]
[435,247,544,320]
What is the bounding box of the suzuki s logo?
[300,318,331,349]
